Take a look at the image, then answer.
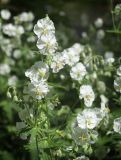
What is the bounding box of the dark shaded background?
[0,0,116,27]
[0,0,121,160]
[0,0,120,44]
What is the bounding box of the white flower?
[37,33,58,54]
[64,43,83,66]
[72,43,84,54]
[34,15,55,37]
[94,18,103,28]
[25,80,49,100]
[82,32,88,39]
[100,95,109,118]
[28,12,34,21]
[105,51,114,59]
[3,23,16,36]
[8,75,18,86]
[114,4,121,16]
[0,63,10,75]
[117,65,121,76]
[114,77,121,93]
[2,23,24,37]
[1,38,15,56]
[50,52,66,73]
[77,109,100,129]
[72,126,90,145]
[79,85,95,107]
[70,62,87,81]
[104,51,115,63]
[16,25,24,35]
[1,9,11,20]
[97,29,105,40]
[13,49,22,59]
[74,156,89,160]
[113,117,121,134]
[27,35,36,43]
[107,58,115,64]
[63,47,80,66]
[17,12,34,22]
[25,61,49,83]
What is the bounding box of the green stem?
[107,30,121,34]
[48,82,69,91]
[35,100,40,160]
[111,0,116,31]
[36,135,40,160]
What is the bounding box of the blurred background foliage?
[0,0,121,160]
[1,0,120,51]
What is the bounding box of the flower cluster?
[70,62,87,81]
[51,43,84,73]
[77,108,102,129]
[113,65,121,134]
[34,15,58,54]
[79,85,95,107]
[25,61,49,100]
[72,103,109,146]
[2,9,120,159]
[114,65,121,93]
[113,117,121,133]
[14,12,34,23]
[3,23,24,37]
[22,16,113,155]
[0,9,35,89]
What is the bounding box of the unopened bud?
[13,95,18,102]
[93,64,98,70]
[7,91,12,98]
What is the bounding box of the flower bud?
[13,95,18,102]
[7,91,12,98]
